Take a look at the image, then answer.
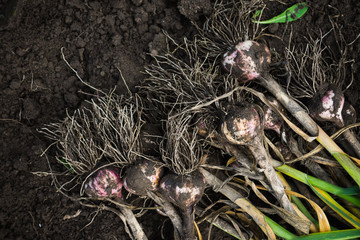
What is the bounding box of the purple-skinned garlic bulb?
[123,158,164,196]
[84,167,123,199]
[263,97,285,135]
[221,104,295,213]
[308,85,360,158]
[159,172,206,211]
[308,84,345,127]
[84,167,150,240]
[221,104,263,146]
[159,171,206,239]
[222,40,271,83]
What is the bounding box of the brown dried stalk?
[199,167,276,240]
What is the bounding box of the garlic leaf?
[252,3,308,24]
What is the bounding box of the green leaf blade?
[252,3,308,24]
[308,182,360,229]
[294,229,360,240]
[275,162,360,207]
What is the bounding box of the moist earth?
[1,0,359,239]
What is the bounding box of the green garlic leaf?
[252,3,308,24]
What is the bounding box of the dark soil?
[0,0,359,239]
